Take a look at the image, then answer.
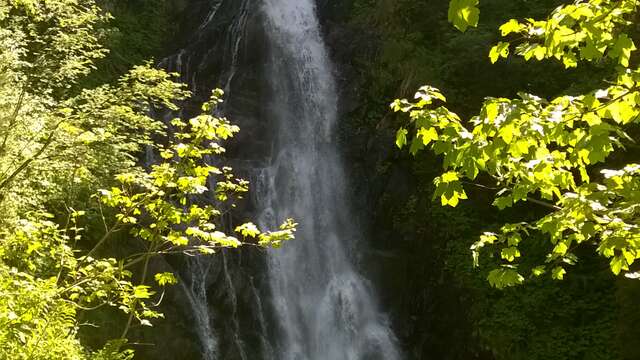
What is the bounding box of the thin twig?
[462,181,561,210]
[0,120,63,192]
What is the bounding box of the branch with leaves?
[397,0,640,288]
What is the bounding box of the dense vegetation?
[1,0,639,359]
[347,0,639,358]
[396,0,640,284]
[0,0,293,358]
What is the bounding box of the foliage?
[433,198,622,360]
[0,0,189,218]
[0,0,108,95]
[395,0,640,287]
[347,0,571,134]
[0,0,296,357]
[87,0,182,85]
[376,155,628,359]
[0,232,85,359]
[80,91,294,340]
[448,0,480,32]
[348,0,640,358]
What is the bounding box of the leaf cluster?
[396,0,640,287]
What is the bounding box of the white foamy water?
[159,1,401,358]
[257,1,402,359]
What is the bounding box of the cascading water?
[256,1,401,359]
[180,257,217,359]
[156,2,255,359]
[157,0,402,358]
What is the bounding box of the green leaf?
[500,246,521,262]
[610,34,636,67]
[580,40,602,60]
[499,123,515,144]
[448,0,480,32]
[610,256,627,275]
[553,242,568,255]
[409,137,425,155]
[493,196,513,210]
[235,222,260,237]
[510,139,530,157]
[562,52,578,68]
[499,19,523,36]
[485,102,499,121]
[551,266,566,280]
[532,266,546,276]
[447,193,460,207]
[533,46,546,60]
[418,127,439,146]
[583,113,601,126]
[133,285,153,299]
[154,272,177,286]
[396,128,408,149]
[442,171,459,183]
[175,143,188,157]
[489,42,510,63]
[622,250,635,267]
[487,268,524,289]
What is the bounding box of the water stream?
[256,1,401,359]
[160,1,401,358]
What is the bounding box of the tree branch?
[462,181,562,210]
[0,120,62,192]
[1,86,26,152]
[85,218,122,258]
[526,197,562,211]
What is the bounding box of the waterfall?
[256,1,402,359]
[179,257,218,360]
[157,0,402,358]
